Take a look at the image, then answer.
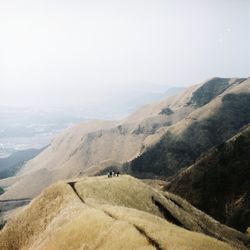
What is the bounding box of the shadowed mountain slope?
[188,77,246,107]
[0,148,43,179]
[126,78,250,177]
[1,175,249,249]
[165,124,250,233]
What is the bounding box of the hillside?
[165,124,250,233]
[0,77,248,201]
[0,82,198,200]
[1,175,249,249]
[126,77,250,177]
[0,148,43,180]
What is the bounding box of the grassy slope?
[0,175,249,250]
[165,125,250,233]
[127,80,250,177]
[188,77,245,107]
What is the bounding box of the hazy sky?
[0,0,249,107]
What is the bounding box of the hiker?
[107,170,120,177]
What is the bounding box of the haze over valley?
[0,85,181,158]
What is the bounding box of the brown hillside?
[0,176,249,249]
[127,78,250,177]
[165,124,250,233]
[0,82,199,200]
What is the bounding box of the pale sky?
[0,0,249,107]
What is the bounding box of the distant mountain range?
[97,86,184,118]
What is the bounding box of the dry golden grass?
[0,175,244,250]
[247,227,250,236]
[0,182,78,250]
[33,205,234,250]
[141,179,168,191]
[73,175,249,248]
[74,175,163,217]
[102,205,234,250]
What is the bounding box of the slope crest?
[1,175,247,249]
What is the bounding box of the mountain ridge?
[1,175,249,249]
[125,77,250,177]
[0,77,249,202]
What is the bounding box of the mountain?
[0,83,197,200]
[165,124,250,233]
[0,148,43,179]
[0,77,249,202]
[126,77,250,177]
[0,175,249,249]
